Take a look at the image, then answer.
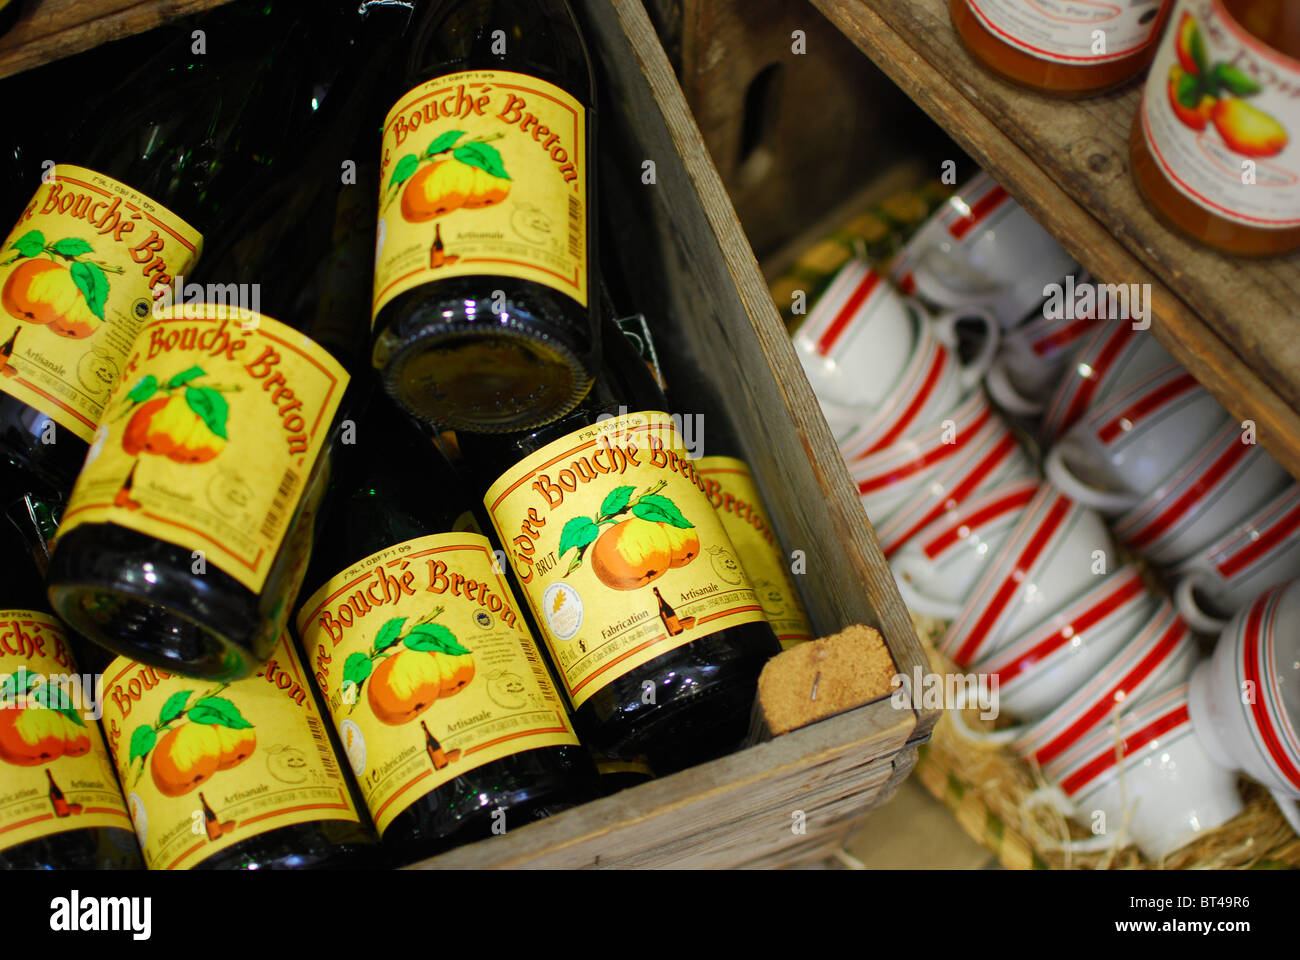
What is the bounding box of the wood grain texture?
[810,0,1300,482]
[409,697,914,869]
[0,0,236,79]
[580,0,935,740]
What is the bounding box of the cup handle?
[986,361,1046,416]
[910,249,1003,313]
[1270,788,1300,838]
[891,554,965,621]
[1023,787,1119,853]
[928,305,1001,391]
[947,682,1023,746]
[1043,444,1138,514]
[1174,574,1229,636]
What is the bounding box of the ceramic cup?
[1173,485,1300,634]
[971,566,1162,723]
[1040,321,1175,443]
[1188,581,1300,834]
[953,601,1196,778]
[837,306,994,462]
[891,479,1038,619]
[940,483,1115,668]
[890,171,1077,328]
[1114,421,1291,569]
[1032,684,1244,861]
[795,258,998,443]
[851,392,1034,553]
[1044,365,1231,515]
[984,271,1101,417]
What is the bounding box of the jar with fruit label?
[458,319,781,773]
[950,0,1172,96]
[1131,0,1300,254]
[0,528,142,869]
[296,399,597,865]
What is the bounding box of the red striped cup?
[1114,421,1291,569]
[1041,684,1243,861]
[794,258,917,440]
[1044,364,1231,515]
[1189,581,1300,835]
[890,479,1038,619]
[939,483,1115,667]
[891,172,1076,327]
[1173,485,1300,634]
[837,309,993,462]
[1039,321,1174,443]
[952,601,1196,780]
[985,271,1100,417]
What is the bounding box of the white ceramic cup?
[837,305,997,462]
[1033,684,1244,861]
[1114,421,1291,569]
[971,566,1162,723]
[1188,580,1300,834]
[940,483,1115,668]
[1173,485,1300,634]
[1040,321,1175,443]
[1044,365,1232,515]
[891,479,1038,619]
[890,171,1078,328]
[952,601,1196,778]
[984,271,1101,417]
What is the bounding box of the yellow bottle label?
[100,635,363,870]
[697,456,813,648]
[485,411,768,710]
[295,532,580,836]
[55,306,349,593]
[0,165,203,443]
[0,610,135,854]
[372,70,588,321]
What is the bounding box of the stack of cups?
[794,172,1078,559]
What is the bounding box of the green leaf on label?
[558,516,600,558]
[343,652,373,688]
[58,706,86,728]
[1190,24,1209,77]
[70,260,108,321]
[632,494,692,528]
[1177,71,1203,109]
[188,696,251,729]
[185,385,229,440]
[389,153,419,189]
[404,623,469,655]
[1214,63,1262,97]
[126,374,159,404]
[129,725,156,766]
[159,690,191,726]
[600,485,635,518]
[10,230,45,259]
[453,142,510,180]
[50,237,93,258]
[167,365,205,389]
[374,617,406,652]
[425,130,465,156]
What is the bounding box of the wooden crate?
[0,0,934,868]
[410,0,936,868]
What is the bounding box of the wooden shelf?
[809,0,1300,482]
[0,0,235,80]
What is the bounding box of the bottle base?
[376,322,593,433]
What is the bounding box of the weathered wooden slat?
[408,697,914,869]
[810,0,1300,483]
[0,0,236,80]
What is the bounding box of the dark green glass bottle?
[370,0,601,433]
[296,397,597,865]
